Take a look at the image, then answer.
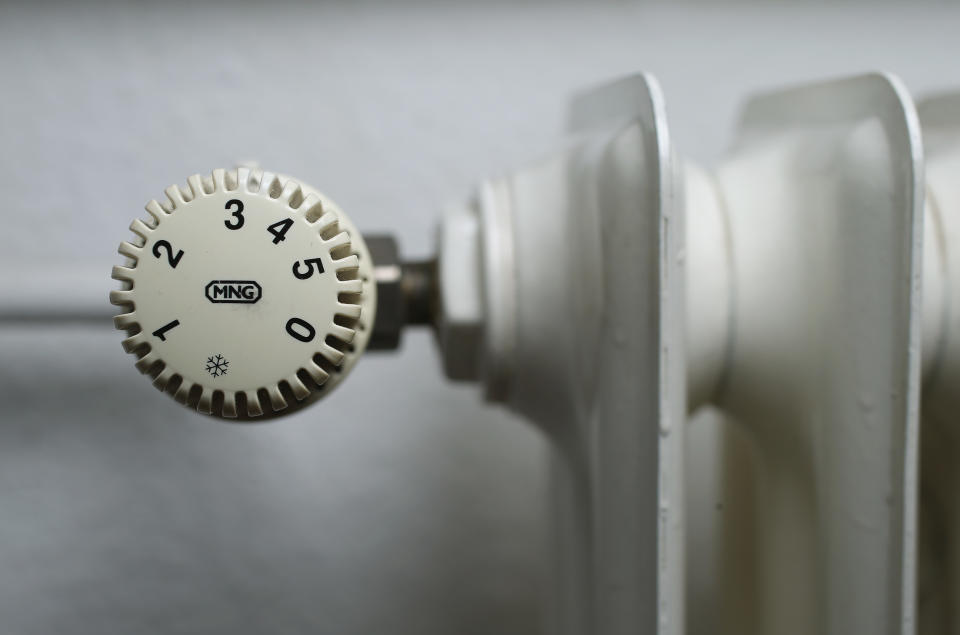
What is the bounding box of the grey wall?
[0,2,958,634]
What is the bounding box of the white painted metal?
[437,74,685,635]
[439,72,926,635]
[917,92,960,635]
[698,73,923,635]
[683,163,731,410]
[565,75,685,635]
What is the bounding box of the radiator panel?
[707,74,923,635]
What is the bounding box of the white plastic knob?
[111,168,375,419]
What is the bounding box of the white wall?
[0,2,957,633]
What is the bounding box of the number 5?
[292,257,325,279]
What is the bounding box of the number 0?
[285,317,316,342]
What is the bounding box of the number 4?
[267,218,294,244]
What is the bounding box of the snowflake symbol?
[205,354,230,377]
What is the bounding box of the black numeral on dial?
[292,257,325,279]
[152,319,180,341]
[267,218,294,244]
[152,240,184,268]
[224,199,245,229]
[285,317,316,342]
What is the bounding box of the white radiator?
[435,72,958,635]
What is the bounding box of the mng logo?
[205,280,262,304]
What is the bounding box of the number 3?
[224,199,244,229]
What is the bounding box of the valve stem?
[365,235,437,350]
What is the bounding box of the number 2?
[224,199,244,229]
[152,240,184,268]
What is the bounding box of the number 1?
[152,319,180,341]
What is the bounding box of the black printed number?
[224,199,245,229]
[152,319,180,341]
[267,218,294,244]
[152,240,184,268]
[285,317,316,342]
[292,258,325,279]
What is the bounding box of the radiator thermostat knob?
[110,168,375,419]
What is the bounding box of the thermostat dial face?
[111,168,375,419]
